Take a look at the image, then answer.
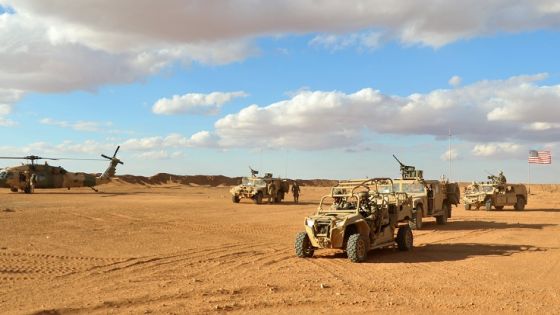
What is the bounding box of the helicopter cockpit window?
[0,170,7,179]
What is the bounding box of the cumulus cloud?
[471,142,522,158]
[136,150,184,160]
[122,132,217,151]
[207,73,560,150]
[2,0,560,108]
[448,75,462,87]
[40,118,112,132]
[441,148,459,161]
[152,91,248,115]
[309,31,382,51]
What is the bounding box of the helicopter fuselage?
[0,163,98,192]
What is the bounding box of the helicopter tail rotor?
[101,146,124,165]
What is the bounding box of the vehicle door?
[433,183,444,213]
[495,186,507,206]
[505,186,517,204]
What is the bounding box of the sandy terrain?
[1,182,560,314]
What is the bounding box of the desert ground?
[1,181,560,314]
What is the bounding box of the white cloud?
[441,148,459,161]
[309,31,382,51]
[1,0,560,107]
[448,75,462,87]
[152,91,248,115]
[122,132,217,151]
[40,118,111,132]
[136,150,184,160]
[206,73,560,150]
[472,143,522,157]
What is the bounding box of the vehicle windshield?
[0,170,7,179]
[319,195,358,212]
[481,185,494,193]
[396,183,425,194]
[241,177,266,187]
[377,184,394,194]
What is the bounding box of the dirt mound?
[116,174,338,187]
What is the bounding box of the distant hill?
[116,173,338,187]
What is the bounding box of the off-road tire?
[514,196,525,211]
[409,206,423,230]
[436,203,449,225]
[346,233,368,263]
[295,232,314,258]
[10,187,18,193]
[495,206,504,210]
[232,195,240,203]
[275,191,283,203]
[23,186,32,194]
[396,225,413,251]
[254,192,263,204]
[484,198,493,211]
[464,203,472,210]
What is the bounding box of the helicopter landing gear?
[89,186,99,192]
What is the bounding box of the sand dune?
[1,183,559,314]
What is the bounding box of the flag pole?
[528,160,531,195]
[448,128,452,182]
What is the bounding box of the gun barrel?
[392,154,404,166]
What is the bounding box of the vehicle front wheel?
[409,206,423,230]
[232,195,240,203]
[346,233,368,263]
[295,232,314,258]
[10,187,18,193]
[254,192,263,204]
[514,196,526,211]
[494,206,504,210]
[436,203,449,225]
[484,198,493,211]
[396,225,413,251]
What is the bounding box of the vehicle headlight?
[306,218,315,227]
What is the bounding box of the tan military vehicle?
[392,155,460,230]
[295,178,414,263]
[230,172,290,204]
[463,176,527,211]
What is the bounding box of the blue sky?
[1,1,560,182]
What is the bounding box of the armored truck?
[230,173,290,204]
[463,182,527,211]
[295,178,414,263]
[392,155,460,230]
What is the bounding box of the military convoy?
[230,171,290,204]
[392,156,461,229]
[462,173,527,211]
[295,178,414,262]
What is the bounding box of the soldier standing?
[267,182,277,204]
[498,171,507,184]
[292,181,300,203]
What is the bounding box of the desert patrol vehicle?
[463,173,527,211]
[230,169,290,204]
[392,155,460,229]
[295,178,414,263]
[0,147,123,193]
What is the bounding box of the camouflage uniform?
[267,182,277,204]
[291,181,300,203]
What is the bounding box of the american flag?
[528,150,551,164]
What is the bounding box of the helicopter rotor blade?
[113,146,120,158]
[56,158,107,161]
[101,154,112,160]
